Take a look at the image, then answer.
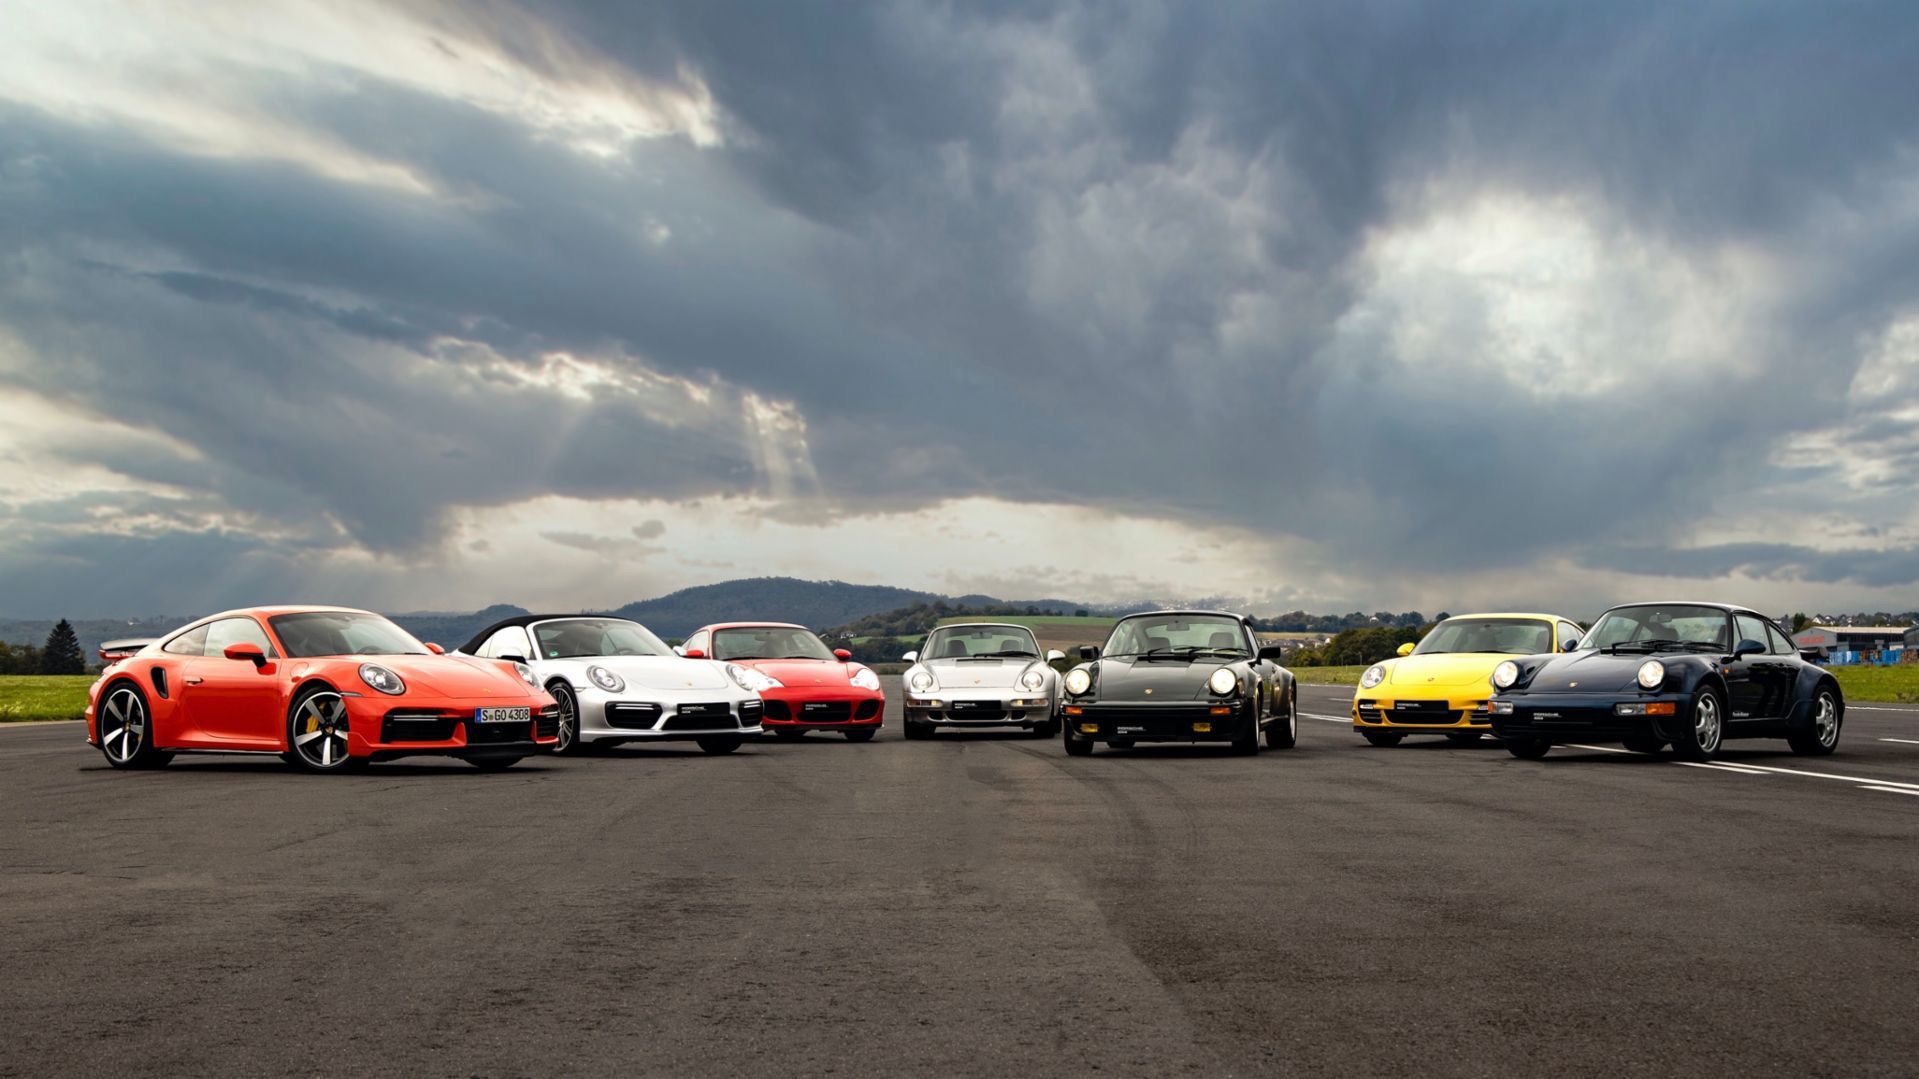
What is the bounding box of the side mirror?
[1045,649,1065,663]
[834,648,853,661]
[1560,637,1579,652]
[222,642,267,666]
[1257,644,1287,661]
[901,651,919,663]
[1735,639,1766,658]
[683,648,706,660]
[1396,642,1415,657]
[1078,645,1101,661]
[500,653,528,665]
[424,642,445,655]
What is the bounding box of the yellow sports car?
[1351,613,1583,746]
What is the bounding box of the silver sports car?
[899,623,1065,739]
[457,615,771,755]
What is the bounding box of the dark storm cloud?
[1587,543,1919,590]
[4,0,1919,612]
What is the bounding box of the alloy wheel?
[1814,692,1839,748]
[100,687,147,765]
[293,692,351,769]
[1694,692,1722,754]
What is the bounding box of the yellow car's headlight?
[1359,664,1386,689]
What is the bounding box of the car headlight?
[512,661,538,687]
[727,664,781,692]
[1636,660,1666,690]
[908,667,938,693]
[1019,666,1047,692]
[359,663,405,696]
[849,666,881,691]
[1359,664,1387,689]
[1207,668,1239,695]
[587,665,623,692]
[1064,667,1092,695]
[1492,661,1520,690]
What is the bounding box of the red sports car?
[86,606,559,772]
[681,622,885,741]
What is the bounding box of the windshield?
[1581,605,1732,652]
[269,612,427,658]
[1412,617,1553,656]
[922,625,1041,660]
[1103,615,1248,658]
[712,626,835,661]
[533,618,671,659]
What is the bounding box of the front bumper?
[762,687,885,730]
[1488,692,1691,742]
[906,691,1054,728]
[353,698,562,760]
[577,693,765,742]
[1351,692,1492,731]
[1062,700,1250,742]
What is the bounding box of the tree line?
[0,619,87,675]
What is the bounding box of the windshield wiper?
[1185,648,1249,658]
[966,650,1037,658]
[778,654,823,660]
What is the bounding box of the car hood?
[923,657,1040,691]
[1090,657,1232,703]
[351,654,540,701]
[583,655,734,691]
[733,658,862,689]
[1519,651,1655,694]
[1386,653,1515,688]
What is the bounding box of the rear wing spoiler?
[99,638,154,661]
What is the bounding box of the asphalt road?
[3,679,1916,1078]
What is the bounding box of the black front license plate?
[474,706,531,724]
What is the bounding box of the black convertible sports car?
[1488,601,1843,761]
[1060,610,1296,756]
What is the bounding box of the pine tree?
[41,619,85,675]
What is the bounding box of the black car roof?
[457,613,641,655]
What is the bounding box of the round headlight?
[1064,668,1092,695]
[908,668,937,693]
[1207,668,1239,695]
[512,661,537,687]
[359,663,405,696]
[1636,660,1666,690]
[1359,664,1387,689]
[1019,667,1046,692]
[1492,661,1520,690]
[587,665,623,692]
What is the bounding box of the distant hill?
[610,578,942,639]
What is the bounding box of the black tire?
[1445,731,1484,744]
[1504,737,1552,760]
[1033,718,1061,738]
[467,756,524,771]
[1622,736,1665,754]
[1265,691,1298,750]
[772,728,806,741]
[96,681,170,770]
[1787,687,1842,756]
[903,721,933,741]
[843,728,876,743]
[549,681,587,756]
[696,736,744,755]
[1670,686,1725,762]
[1063,734,1094,756]
[287,684,356,774]
[1361,731,1404,747]
[1231,700,1261,756]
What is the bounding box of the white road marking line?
[1568,742,1919,790]
[1566,743,1631,754]
[1702,761,1919,792]
[1861,786,1919,796]
[1879,738,1919,745]
[1847,704,1919,713]
[1301,712,1349,723]
[0,719,86,730]
[1674,762,1772,775]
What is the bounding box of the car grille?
[762,700,792,723]
[466,720,531,745]
[662,703,738,731]
[947,700,1007,721]
[855,700,882,721]
[605,703,664,730]
[534,705,561,739]
[739,700,763,723]
[381,711,459,742]
[1073,705,1230,737]
[796,700,852,723]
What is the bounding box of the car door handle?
[183,676,204,685]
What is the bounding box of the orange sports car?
[86,605,559,772]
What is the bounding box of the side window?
[1734,614,1770,652]
[481,627,531,660]
[1765,622,1796,655]
[162,624,210,656]
[204,617,276,658]
[1557,622,1582,651]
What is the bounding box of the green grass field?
[0,675,94,722]
[1290,665,1372,686]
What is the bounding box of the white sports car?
[900,622,1065,739]
[457,615,771,755]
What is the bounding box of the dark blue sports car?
[1487,602,1843,762]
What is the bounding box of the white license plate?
[474,707,530,724]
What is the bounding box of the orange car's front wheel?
[287,686,357,774]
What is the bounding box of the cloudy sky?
[3,0,1918,619]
